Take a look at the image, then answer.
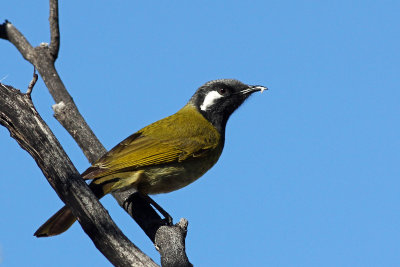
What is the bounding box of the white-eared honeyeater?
[34,79,267,237]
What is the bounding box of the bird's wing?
[82,105,221,180]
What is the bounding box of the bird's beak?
[249,85,268,94]
[238,85,268,95]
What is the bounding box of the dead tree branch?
[49,0,60,59]
[0,18,101,161]
[0,83,157,267]
[0,0,191,266]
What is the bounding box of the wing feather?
[82,105,221,180]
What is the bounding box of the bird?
[34,79,267,237]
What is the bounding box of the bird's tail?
[34,178,112,237]
[34,205,76,237]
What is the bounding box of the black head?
[189,79,267,134]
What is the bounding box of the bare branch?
[2,1,192,265]
[52,100,107,162]
[0,18,104,161]
[0,20,35,62]
[26,67,38,97]
[116,191,165,242]
[0,83,158,267]
[0,20,72,102]
[156,219,192,267]
[49,0,60,59]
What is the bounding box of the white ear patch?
[200,90,223,111]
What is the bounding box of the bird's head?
[189,79,267,134]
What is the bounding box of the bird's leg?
[139,192,173,225]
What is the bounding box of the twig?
[26,67,38,97]
[49,0,60,59]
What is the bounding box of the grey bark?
[0,0,192,266]
[0,84,157,267]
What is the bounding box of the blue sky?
[1,1,399,266]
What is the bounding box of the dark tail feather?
[34,206,76,237]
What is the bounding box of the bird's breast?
[138,145,223,194]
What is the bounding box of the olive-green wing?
[82,105,221,180]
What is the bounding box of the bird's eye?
[218,88,227,95]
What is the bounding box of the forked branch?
[1,0,191,266]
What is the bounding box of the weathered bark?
[0,83,157,267]
[0,0,192,266]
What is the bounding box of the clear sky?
[1,1,399,266]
